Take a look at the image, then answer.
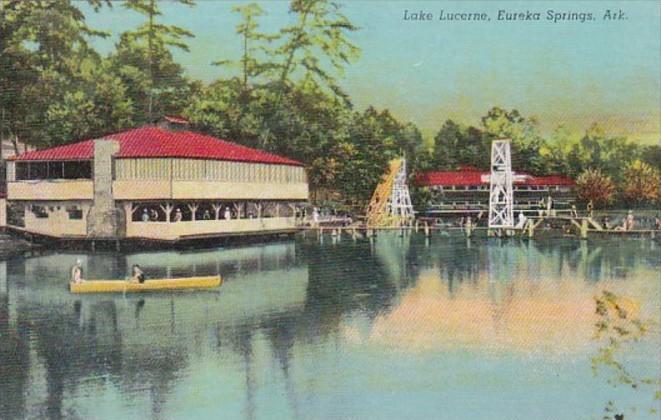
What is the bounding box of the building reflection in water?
[0,234,658,419]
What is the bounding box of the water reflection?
[0,235,659,419]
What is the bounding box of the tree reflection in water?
[0,235,658,419]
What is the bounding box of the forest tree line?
[1,0,659,208]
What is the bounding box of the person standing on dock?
[587,200,594,218]
[224,207,231,220]
[174,208,183,222]
[312,207,320,226]
[70,259,84,284]
[515,211,527,229]
[141,208,150,222]
[538,198,546,216]
[625,210,635,231]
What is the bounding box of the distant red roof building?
[415,170,574,187]
[7,126,302,167]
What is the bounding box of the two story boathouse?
[4,125,308,242]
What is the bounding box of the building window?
[29,162,48,179]
[7,203,25,227]
[31,205,49,218]
[67,206,83,220]
[15,161,92,180]
[16,162,28,180]
[63,161,92,179]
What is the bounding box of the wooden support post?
[415,220,419,233]
[188,203,198,221]
[160,203,173,223]
[424,223,430,237]
[212,203,222,220]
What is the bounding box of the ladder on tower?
[366,158,414,227]
[488,139,514,235]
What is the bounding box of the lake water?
[1,233,659,419]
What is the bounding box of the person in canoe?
[70,259,84,284]
[130,264,146,283]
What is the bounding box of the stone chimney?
[87,139,124,238]
[156,115,190,131]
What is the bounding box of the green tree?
[432,119,462,169]
[272,0,359,102]
[566,123,638,182]
[481,107,548,174]
[186,78,269,149]
[0,0,115,150]
[0,1,38,153]
[432,120,488,170]
[331,107,402,202]
[118,0,195,122]
[215,3,276,91]
[398,122,426,176]
[639,144,661,172]
[576,168,615,207]
[39,60,133,147]
[621,160,660,205]
[540,124,581,175]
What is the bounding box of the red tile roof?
[524,175,575,186]
[7,126,302,166]
[415,170,574,187]
[415,170,486,187]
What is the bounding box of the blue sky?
[82,1,661,143]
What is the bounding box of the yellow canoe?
[69,275,222,294]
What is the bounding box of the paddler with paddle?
[130,264,146,284]
[70,259,84,284]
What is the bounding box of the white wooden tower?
[390,158,414,221]
[488,139,514,233]
[366,158,414,227]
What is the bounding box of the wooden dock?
[303,215,659,241]
[519,215,657,239]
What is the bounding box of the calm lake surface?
[1,233,659,420]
